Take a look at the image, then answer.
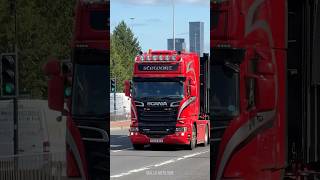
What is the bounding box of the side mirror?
[43,59,64,112]
[257,61,274,75]
[256,77,275,111]
[47,75,64,111]
[190,85,197,97]
[124,80,131,97]
[43,58,61,76]
[189,79,196,86]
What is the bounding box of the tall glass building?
[167,38,186,51]
[189,21,204,56]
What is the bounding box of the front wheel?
[188,125,197,150]
[202,125,209,147]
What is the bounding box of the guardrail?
[0,152,65,180]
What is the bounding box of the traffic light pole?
[13,97,17,155]
[13,50,18,156]
[14,0,18,156]
[0,0,20,157]
[111,78,116,113]
[114,79,116,113]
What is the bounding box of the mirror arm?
[246,73,260,79]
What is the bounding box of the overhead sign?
[138,64,179,71]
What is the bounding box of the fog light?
[181,132,185,136]
[176,127,187,132]
[130,127,139,132]
[130,132,134,136]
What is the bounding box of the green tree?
[111,21,141,92]
[0,0,75,98]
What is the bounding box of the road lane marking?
[111,148,132,153]
[154,160,175,167]
[110,149,209,178]
[116,135,129,138]
[111,145,122,148]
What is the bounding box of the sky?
[110,0,210,53]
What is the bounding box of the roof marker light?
[152,55,158,61]
[140,55,144,61]
[165,55,170,61]
[171,55,176,61]
[159,55,163,61]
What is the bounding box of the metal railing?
[110,113,130,121]
[0,152,66,180]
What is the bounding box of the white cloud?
[114,0,208,6]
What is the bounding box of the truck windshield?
[212,65,239,118]
[133,81,184,99]
[72,64,108,117]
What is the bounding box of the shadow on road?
[111,135,194,152]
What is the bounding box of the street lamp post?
[129,17,135,31]
[172,0,175,51]
[194,33,197,55]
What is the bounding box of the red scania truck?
[124,50,210,150]
[43,0,109,180]
[211,0,320,179]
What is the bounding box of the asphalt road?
[110,129,210,180]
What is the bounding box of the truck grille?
[137,106,179,136]
[137,107,178,122]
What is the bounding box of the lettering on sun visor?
[138,64,179,71]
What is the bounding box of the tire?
[202,125,209,147]
[188,125,197,150]
[133,144,144,150]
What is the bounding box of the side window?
[90,11,108,30]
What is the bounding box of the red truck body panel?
[211,0,320,179]
[66,0,109,179]
[211,0,287,179]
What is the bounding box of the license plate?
[150,138,163,143]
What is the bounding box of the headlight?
[130,127,139,132]
[175,127,187,132]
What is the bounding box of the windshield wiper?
[136,95,181,100]
[163,95,182,99]
[136,96,156,100]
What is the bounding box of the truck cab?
[210,0,320,179]
[43,0,109,179]
[125,50,210,150]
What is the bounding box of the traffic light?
[1,53,17,97]
[110,78,116,93]
[62,60,72,98]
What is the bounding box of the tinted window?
[90,11,108,30]
[71,49,108,117]
[212,65,239,117]
[133,81,184,99]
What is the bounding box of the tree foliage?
[111,21,141,92]
[0,0,76,98]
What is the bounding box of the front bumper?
[129,131,191,145]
